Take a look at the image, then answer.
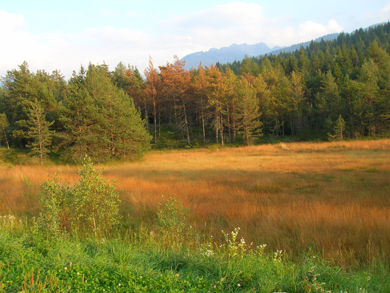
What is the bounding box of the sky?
[1,0,390,79]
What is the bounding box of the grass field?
[1,139,390,267]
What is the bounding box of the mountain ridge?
[181,22,387,70]
[182,42,281,70]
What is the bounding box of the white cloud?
[0,10,154,78]
[381,2,390,14]
[351,1,390,30]
[0,10,25,33]
[0,4,344,79]
[159,2,343,52]
[0,10,42,72]
[377,1,390,22]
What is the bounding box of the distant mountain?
[266,33,339,56]
[182,43,281,70]
[181,22,388,70]
[263,22,387,57]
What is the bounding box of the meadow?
[1,139,390,264]
[1,139,390,292]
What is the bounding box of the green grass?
[0,217,389,293]
[1,231,389,292]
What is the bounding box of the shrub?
[39,156,121,238]
[156,196,192,245]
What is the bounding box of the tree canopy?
[1,22,390,160]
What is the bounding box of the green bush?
[39,156,121,238]
[156,196,193,245]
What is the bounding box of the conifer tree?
[288,71,305,137]
[18,99,54,165]
[322,70,341,122]
[236,77,263,146]
[1,62,60,149]
[328,115,346,141]
[160,57,192,144]
[144,57,160,144]
[206,65,227,144]
[193,63,209,143]
[0,113,10,148]
[61,64,150,162]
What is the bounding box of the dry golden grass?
[1,139,390,265]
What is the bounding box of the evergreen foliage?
[60,64,151,162]
[0,113,9,148]
[235,76,263,145]
[17,98,54,165]
[1,22,390,156]
[328,115,346,141]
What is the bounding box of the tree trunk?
[182,99,191,145]
[158,112,161,139]
[232,100,236,143]
[215,110,219,144]
[220,111,224,147]
[227,105,231,143]
[246,126,250,146]
[153,101,157,144]
[144,105,149,131]
[202,109,206,143]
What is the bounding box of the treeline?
[1,23,390,162]
[103,22,390,146]
[119,22,390,146]
[0,63,151,163]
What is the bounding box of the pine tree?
[144,57,160,144]
[160,56,192,145]
[288,71,305,137]
[1,62,61,149]
[322,70,341,122]
[235,77,263,146]
[61,64,151,162]
[0,113,10,148]
[328,115,346,141]
[193,63,209,143]
[18,99,54,165]
[206,65,227,145]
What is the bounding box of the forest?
[1,22,390,162]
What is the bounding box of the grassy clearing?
[0,139,390,281]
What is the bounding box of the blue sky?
[1,0,390,78]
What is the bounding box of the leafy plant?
[156,196,191,244]
[39,156,121,238]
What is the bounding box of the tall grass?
[1,216,389,292]
[1,139,390,266]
